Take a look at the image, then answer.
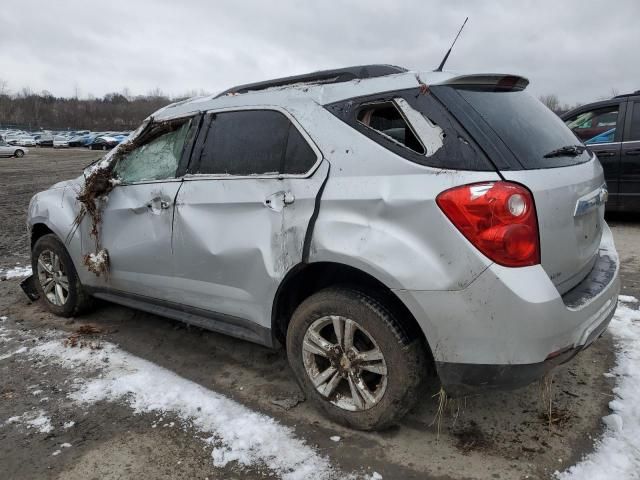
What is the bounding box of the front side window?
[565,106,619,144]
[114,120,191,183]
[194,109,317,176]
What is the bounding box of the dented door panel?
[81,181,182,298]
[172,160,329,329]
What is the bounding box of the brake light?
[436,182,540,267]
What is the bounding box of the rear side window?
[564,106,620,144]
[448,87,592,169]
[627,102,640,141]
[193,110,317,175]
[325,89,494,171]
[357,102,425,154]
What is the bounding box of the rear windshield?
[453,88,591,169]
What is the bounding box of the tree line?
[0,77,614,131]
[0,80,208,132]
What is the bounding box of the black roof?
[215,64,408,98]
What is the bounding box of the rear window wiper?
[543,145,586,158]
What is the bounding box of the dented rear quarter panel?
[290,101,499,292]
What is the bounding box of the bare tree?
[0,78,9,96]
[539,94,561,113]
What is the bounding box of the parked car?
[35,134,54,147]
[16,136,37,147]
[25,65,620,430]
[89,135,119,150]
[68,135,87,147]
[562,90,640,212]
[53,136,70,148]
[0,139,27,157]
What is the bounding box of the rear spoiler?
[439,74,529,91]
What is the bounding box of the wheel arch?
[271,261,433,360]
[30,222,55,248]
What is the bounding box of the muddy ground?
[1,148,639,479]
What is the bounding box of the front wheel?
[14,149,24,158]
[32,234,92,317]
[286,287,427,430]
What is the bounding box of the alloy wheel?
[302,315,388,411]
[36,250,69,306]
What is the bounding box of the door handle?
[626,149,640,156]
[596,151,616,157]
[265,191,295,212]
[130,197,171,214]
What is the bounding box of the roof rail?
[214,64,408,98]
[614,90,640,99]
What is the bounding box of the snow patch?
[556,296,640,479]
[0,346,28,360]
[6,410,54,434]
[618,295,638,304]
[27,337,334,480]
[63,421,75,429]
[1,265,32,279]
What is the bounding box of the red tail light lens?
[436,182,540,267]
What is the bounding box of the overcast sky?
[1,0,638,106]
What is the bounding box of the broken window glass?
[356,99,445,156]
[357,101,425,154]
[114,120,191,183]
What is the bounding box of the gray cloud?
[1,0,638,106]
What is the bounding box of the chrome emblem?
[574,185,608,217]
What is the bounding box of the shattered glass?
[115,121,190,183]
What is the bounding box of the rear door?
[172,107,327,332]
[432,84,609,294]
[620,97,640,211]
[563,101,626,209]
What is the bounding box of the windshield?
[453,88,591,169]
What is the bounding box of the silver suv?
[25,65,620,430]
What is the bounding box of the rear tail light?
[436,181,540,267]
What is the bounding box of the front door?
[172,107,328,332]
[80,119,194,299]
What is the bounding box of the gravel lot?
[1,148,638,479]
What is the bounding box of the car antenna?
[434,17,469,72]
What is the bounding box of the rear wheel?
[32,234,92,317]
[286,287,427,430]
[14,149,24,158]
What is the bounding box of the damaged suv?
[25,65,620,430]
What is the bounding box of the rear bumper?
[435,303,615,396]
[394,223,620,394]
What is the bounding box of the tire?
[14,149,24,158]
[102,145,108,151]
[31,234,93,317]
[286,287,427,430]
